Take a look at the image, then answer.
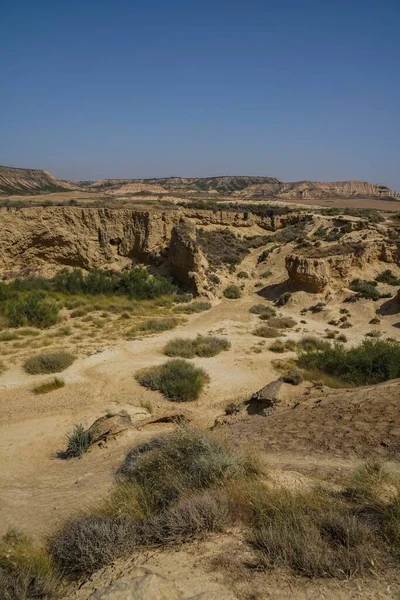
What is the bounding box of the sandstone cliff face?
[0,207,181,277]
[182,208,308,231]
[168,221,209,294]
[286,242,398,292]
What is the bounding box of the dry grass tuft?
[136,359,209,401]
[32,377,65,395]
[23,351,75,375]
[164,335,230,358]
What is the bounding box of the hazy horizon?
[1,0,399,190]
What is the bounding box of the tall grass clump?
[266,316,297,329]
[135,359,209,401]
[164,335,230,358]
[298,339,400,386]
[0,528,59,599]
[65,424,92,458]
[23,351,75,375]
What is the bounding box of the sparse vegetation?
[197,229,250,269]
[137,317,179,333]
[349,279,390,301]
[23,351,75,375]
[267,316,297,329]
[375,269,400,286]
[253,325,281,338]
[223,284,241,299]
[136,359,209,401]
[32,377,65,395]
[49,427,256,577]
[269,339,297,353]
[249,304,276,317]
[174,301,212,314]
[164,335,230,358]
[298,339,400,386]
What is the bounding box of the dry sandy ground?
[6,190,400,212]
[1,241,400,598]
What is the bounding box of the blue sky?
[1,0,399,189]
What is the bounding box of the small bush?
[32,377,65,395]
[249,304,276,317]
[136,359,209,401]
[65,424,91,458]
[164,335,230,358]
[253,326,281,338]
[237,271,249,279]
[23,351,75,375]
[49,514,136,578]
[174,301,212,314]
[297,336,330,352]
[267,316,297,329]
[223,285,241,299]
[138,317,179,333]
[269,339,296,353]
[119,427,255,510]
[375,270,400,286]
[4,292,59,329]
[298,339,400,386]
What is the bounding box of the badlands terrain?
[1,166,400,599]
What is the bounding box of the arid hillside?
[1,165,399,202]
[0,166,76,196]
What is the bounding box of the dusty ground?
[1,218,400,598]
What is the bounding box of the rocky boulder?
[87,412,132,445]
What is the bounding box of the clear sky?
[1,0,399,189]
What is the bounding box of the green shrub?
[223,285,241,299]
[249,304,276,317]
[136,359,209,401]
[4,292,59,328]
[349,279,383,300]
[164,336,230,358]
[32,377,65,395]
[298,339,400,386]
[23,351,75,374]
[65,424,92,458]
[237,271,249,279]
[375,270,400,286]
[253,325,281,338]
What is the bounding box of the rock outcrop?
[168,221,209,294]
[0,206,181,277]
[286,242,398,292]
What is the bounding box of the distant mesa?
[0,165,399,201]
